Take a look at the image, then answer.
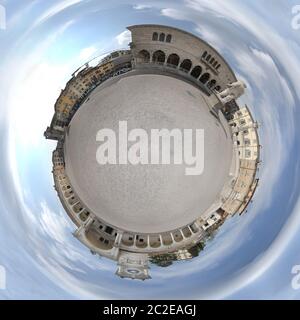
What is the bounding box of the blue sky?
[0,0,300,299]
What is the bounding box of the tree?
[187,241,206,258]
[149,253,178,268]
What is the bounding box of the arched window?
[202,51,207,58]
[152,50,166,64]
[214,85,221,92]
[159,33,165,42]
[216,64,221,70]
[213,61,218,67]
[190,66,202,78]
[137,50,150,63]
[207,79,217,89]
[210,57,215,64]
[152,32,158,41]
[166,34,172,43]
[167,53,180,67]
[179,59,192,72]
[206,54,211,61]
[199,72,210,84]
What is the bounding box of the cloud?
[31,0,83,29]
[161,8,187,20]
[115,30,131,47]
[79,46,98,61]
[133,4,153,10]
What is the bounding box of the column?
[159,235,163,247]
[179,229,186,240]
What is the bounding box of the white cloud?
[133,4,152,10]
[161,8,186,20]
[115,30,131,47]
[31,0,83,29]
[4,19,81,148]
[79,46,98,61]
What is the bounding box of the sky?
[0,0,300,299]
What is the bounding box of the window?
[202,51,207,58]
[159,33,165,42]
[207,79,216,89]
[190,66,202,78]
[199,72,210,84]
[152,50,166,63]
[137,50,150,63]
[166,34,172,42]
[245,150,251,158]
[79,212,89,221]
[152,32,158,41]
[167,53,180,67]
[105,226,113,235]
[244,139,251,146]
[179,59,192,72]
